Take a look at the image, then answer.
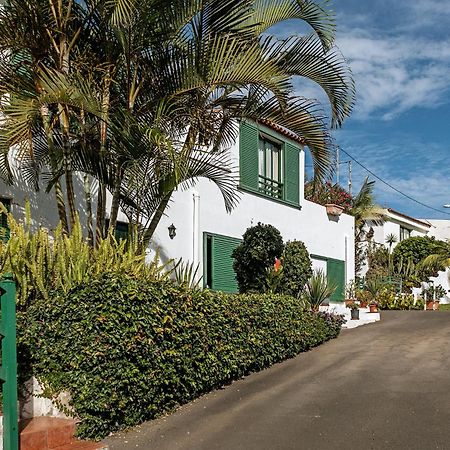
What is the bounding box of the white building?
[147,121,355,300]
[361,208,450,303]
[0,120,355,301]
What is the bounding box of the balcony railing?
[258,175,283,199]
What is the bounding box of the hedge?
[19,273,344,440]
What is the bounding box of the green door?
[204,233,241,293]
[327,258,345,302]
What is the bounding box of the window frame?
[258,133,284,199]
[399,226,411,241]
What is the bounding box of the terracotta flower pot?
[360,301,368,308]
[345,299,354,306]
[325,203,344,216]
[434,301,440,310]
[369,304,378,313]
[426,300,434,310]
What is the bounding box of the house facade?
[361,208,450,303]
[148,121,355,300]
[0,120,356,301]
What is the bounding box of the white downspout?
[193,191,200,281]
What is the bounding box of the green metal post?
[0,273,18,450]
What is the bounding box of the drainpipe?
[193,191,200,281]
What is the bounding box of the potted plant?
[303,269,337,312]
[345,280,356,306]
[346,302,360,320]
[369,301,378,313]
[355,288,371,308]
[325,203,344,216]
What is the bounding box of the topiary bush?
[279,240,313,297]
[232,222,284,293]
[19,273,343,440]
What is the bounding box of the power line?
[338,147,450,217]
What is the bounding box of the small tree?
[279,240,313,298]
[232,223,284,293]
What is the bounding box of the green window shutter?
[208,234,241,293]
[284,142,300,205]
[239,121,259,191]
[327,258,345,302]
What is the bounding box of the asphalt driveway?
[104,311,450,450]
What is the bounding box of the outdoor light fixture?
[168,223,176,239]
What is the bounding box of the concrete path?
[104,311,450,450]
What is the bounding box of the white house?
[361,207,450,303]
[0,120,355,301]
[146,121,355,300]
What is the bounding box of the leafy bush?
[392,236,442,281]
[232,223,284,293]
[20,274,343,440]
[278,240,313,298]
[376,287,423,310]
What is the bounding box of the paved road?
[104,311,450,450]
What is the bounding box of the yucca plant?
[303,269,336,312]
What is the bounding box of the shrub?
[20,274,343,440]
[278,240,313,298]
[376,287,423,310]
[232,223,284,293]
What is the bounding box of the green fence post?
[1,273,18,450]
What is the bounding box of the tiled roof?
[258,119,306,146]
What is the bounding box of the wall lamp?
[168,223,177,240]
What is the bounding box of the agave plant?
[303,269,337,312]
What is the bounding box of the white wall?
[151,135,355,285]
[424,219,450,304]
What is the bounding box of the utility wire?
[338,147,450,217]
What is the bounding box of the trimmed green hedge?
[19,274,343,440]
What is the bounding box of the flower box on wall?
[325,203,345,216]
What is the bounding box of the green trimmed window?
[204,233,241,293]
[258,136,283,198]
[239,121,300,206]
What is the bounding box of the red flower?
[274,258,282,272]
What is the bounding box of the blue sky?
[278,0,450,219]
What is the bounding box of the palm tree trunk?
[95,182,106,245]
[108,164,122,234]
[140,192,172,250]
[39,105,69,232]
[83,174,94,246]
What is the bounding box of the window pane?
[272,148,279,182]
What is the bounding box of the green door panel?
[327,258,345,302]
[205,233,241,293]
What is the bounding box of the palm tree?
[0,0,355,247]
[349,177,385,276]
[421,240,450,272]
